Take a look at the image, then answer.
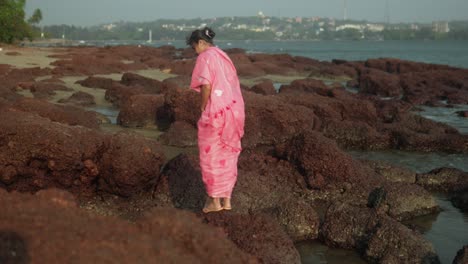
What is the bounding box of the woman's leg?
[203,196,222,213]
[222,197,232,210]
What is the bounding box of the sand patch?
[0,46,64,69]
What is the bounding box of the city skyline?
[26,0,468,27]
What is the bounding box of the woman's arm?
[200,84,211,111]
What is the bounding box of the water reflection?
[296,241,366,264]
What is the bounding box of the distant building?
[336,24,364,31]
[432,21,450,33]
[295,17,303,23]
[410,24,420,30]
[103,23,116,31]
[258,11,265,18]
[366,24,385,32]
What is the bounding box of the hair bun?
[204,27,216,39]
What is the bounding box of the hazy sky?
[25,0,468,26]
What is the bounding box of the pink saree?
[190,46,245,198]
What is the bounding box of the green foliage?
[28,8,42,25]
[0,0,42,43]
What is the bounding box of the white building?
[432,21,450,33]
[336,24,364,31]
[366,24,385,32]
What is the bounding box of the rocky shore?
[0,44,467,263]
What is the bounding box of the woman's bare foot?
[222,197,232,210]
[203,197,223,213]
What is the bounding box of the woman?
[187,27,245,213]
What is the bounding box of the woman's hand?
[200,84,211,112]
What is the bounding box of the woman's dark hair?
[186,27,216,46]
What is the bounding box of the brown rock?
[117,94,165,128]
[250,80,277,95]
[203,212,301,264]
[416,167,468,192]
[363,160,416,183]
[243,91,319,149]
[0,109,165,197]
[76,76,116,90]
[453,246,468,264]
[383,182,439,220]
[58,91,96,106]
[12,97,101,129]
[120,72,165,93]
[17,81,72,99]
[276,131,380,189]
[98,132,165,197]
[359,69,402,97]
[159,121,198,147]
[0,189,254,263]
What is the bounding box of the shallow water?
[415,104,468,135]
[348,150,468,264]
[296,241,366,264]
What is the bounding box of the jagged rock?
[12,97,101,129]
[202,212,301,264]
[159,121,198,147]
[0,189,255,263]
[117,94,165,128]
[250,80,276,95]
[452,245,468,264]
[417,167,468,192]
[58,91,96,106]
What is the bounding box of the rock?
[98,132,165,197]
[120,72,165,93]
[363,160,416,183]
[58,91,96,106]
[161,87,201,127]
[250,80,277,95]
[162,75,191,88]
[235,63,266,77]
[279,78,329,95]
[456,111,468,118]
[159,121,198,147]
[321,203,440,263]
[12,97,101,129]
[203,212,301,264]
[104,82,149,107]
[17,81,73,99]
[359,69,402,97]
[276,131,380,189]
[0,109,165,197]
[382,182,439,220]
[346,79,359,88]
[452,245,468,264]
[153,153,320,241]
[416,167,468,192]
[117,94,165,128]
[451,192,468,212]
[322,120,391,150]
[253,61,292,75]
[321,203,379,249]
[242,91,319,149]
[365,57,452,74]
[384,112,468,153]
[76,76,116,90]
[365,216,440,263]
[0,189,254,263]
